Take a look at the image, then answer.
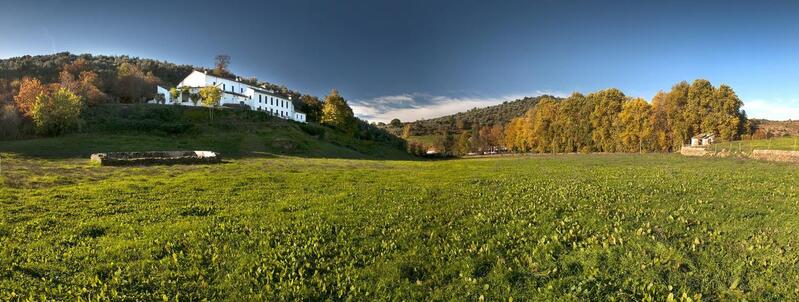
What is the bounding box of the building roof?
[198,70,289,99]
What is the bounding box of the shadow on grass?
[0,133,422,162]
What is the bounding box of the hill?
[382,95,553,137]
[0,104,412,160]
[0,52,319,116]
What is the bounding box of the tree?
[454,132,472,156]
[169,87,180,103]
[390,118,402,127]
[113,62,159,103]
[617,98,653,152]
[199,86,222,122]
[714,85,744,141]
[589,88,627,152]
[30,88,83,135]
[13,77,49,117]
[214,54,231,77]
[297,95,323,123]
[321,89,356,133]
[401,123,413,138]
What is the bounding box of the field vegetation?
[1,144,798,300]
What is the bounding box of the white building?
[153,70,306,123]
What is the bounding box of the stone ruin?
[90,151,221,166]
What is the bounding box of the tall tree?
[297,95,323,123]
[589,88,627,152]
[321,89,356,134]
[617,98,653,152]
[213,54,231,77]
[714,84,744,141]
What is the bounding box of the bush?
[31,88,83,135]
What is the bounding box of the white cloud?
[743,99,799,121]
[352,90,568,123]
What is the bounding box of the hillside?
[0,52,316,113]
[0,104,412,160]
[382,95,552,137]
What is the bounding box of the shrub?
[31,88,83,135]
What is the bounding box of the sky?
[1,0,798,122]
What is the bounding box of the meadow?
[1,149,798,300]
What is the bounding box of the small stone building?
[690,133,716,147]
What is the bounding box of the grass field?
[2,145,799,300]
[706,136,799,153]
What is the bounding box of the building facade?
[154,70,306,123]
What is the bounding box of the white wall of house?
[167,70,306,123]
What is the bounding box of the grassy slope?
[1,152,798,300]
[705,136,799,153]
[0,104,412,160]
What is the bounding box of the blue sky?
[1,0,798,122]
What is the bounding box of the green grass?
[1,147,798,300]
[0,104,413,160]
[706,136,799,153]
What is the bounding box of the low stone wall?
[679,146,708,157]
[91,151,221,166]
[750,150,799,163]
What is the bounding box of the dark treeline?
[403,80,750,156]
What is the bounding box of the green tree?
[321,89,356,134]
[199,86,222,122]
[389,118,402,127]
[297,95,323,123]
[714,85,744,141]
[454,132,472,156]
[31,88,83,135]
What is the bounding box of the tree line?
[411,80,750,156]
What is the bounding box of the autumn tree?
[199,86,222,122]
[31,88,83,135]
[589,88,627,152]
[321,89,356,134]
[59,59,108,105]
[113,62,159,103]
[617,98,653,152]
[13,77,49,117]
[714,84,744,141]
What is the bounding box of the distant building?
[691,133,716,146]
[152,70,306,123]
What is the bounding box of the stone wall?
[750,150,799,163]
[91,151,221,166]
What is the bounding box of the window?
[240,87,243,93]
[259,95,262,102]
[222,84,225,90]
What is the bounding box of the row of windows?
[257,94,289,108]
